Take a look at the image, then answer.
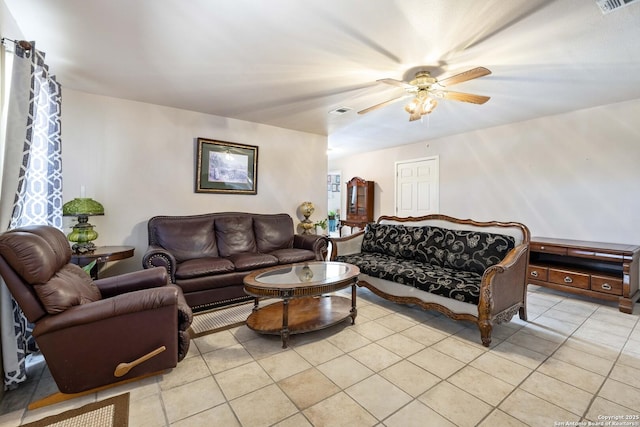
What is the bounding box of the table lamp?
[62,198,104,254]
[299,201,315,235]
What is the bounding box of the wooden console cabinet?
[528,237,640,313]
[342,177,374,229]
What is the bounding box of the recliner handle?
[114,346,166,377]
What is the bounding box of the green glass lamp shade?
[63,198,105,216]
[62,198,104,254]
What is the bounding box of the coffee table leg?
[350,282,357,324]
[252,297,260,312]
[281,298,290,348]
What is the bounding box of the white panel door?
[395,156,439,217]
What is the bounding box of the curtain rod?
[1,38,32,51]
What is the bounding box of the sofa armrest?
[32,286,182,392]
[33,286,179,336]
[329,231,365,259]
[95,267,168,299]
[142,245,177,283]
[479,243,529,316]
[293,234,329,260]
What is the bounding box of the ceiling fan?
[358,67,492,121]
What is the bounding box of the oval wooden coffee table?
[243,261,359,348]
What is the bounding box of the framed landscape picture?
[196,138,258,194]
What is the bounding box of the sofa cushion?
[154,217,218,262]
[413,225,448,267]
[363,223,448,262]
[362,223,410,258]
[410,264,483,304]
[215,216,257,257]
[36,264,102,314]
[254,215,294,253]
[0,230,101,314]
[227,253,278,272]
[175,257,235,280]
[269,248,316,264]
[336,252,483,305]
[394,225,438,260]
[0,230,69,285]
[439,229,515,274]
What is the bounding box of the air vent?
[596,0,639,14]
[329,106,352,115]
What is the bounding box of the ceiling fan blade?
[437,67,491,87]
[440,91,490,104]
[357,94,410,115]
[377,78,413,89]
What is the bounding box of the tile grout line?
[472,291,594,426]
[579,308,640,422]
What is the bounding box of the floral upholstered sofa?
[329,214,530,346]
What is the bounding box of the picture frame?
[195,138,258,194]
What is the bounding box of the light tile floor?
[1,285,639,427]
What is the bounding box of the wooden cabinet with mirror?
[343,177,374,229]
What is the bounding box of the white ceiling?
[3,0,640,158]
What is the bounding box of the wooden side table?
[71,246,135,279]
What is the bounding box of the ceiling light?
[404,90,437,121]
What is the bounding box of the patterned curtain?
[0,41,62,389]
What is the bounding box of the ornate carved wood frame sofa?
[329,214,530,346]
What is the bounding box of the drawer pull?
[564,276,573,284]
[601,283,612,291]
[540,246,545,250]
[530,271,538,277]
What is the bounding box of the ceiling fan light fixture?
[404,99,419,114]
[421,98,437,115]
[405,90,437,119]
[360,66,491,120]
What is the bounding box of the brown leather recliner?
[0,225,193,395]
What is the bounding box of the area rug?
[190,300,277,338]
[22,393,129,427]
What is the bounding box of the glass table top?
[253,261,353,285]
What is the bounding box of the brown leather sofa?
[142,212,328,311]
[0,225,192,395]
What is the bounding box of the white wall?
[62,89,328,274]
[0,0,20,40]
[329,98,640,245]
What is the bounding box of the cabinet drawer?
[548,268,590,289]
[591,275,623,296]
[527,265,548,281]
[531,243,567,255]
